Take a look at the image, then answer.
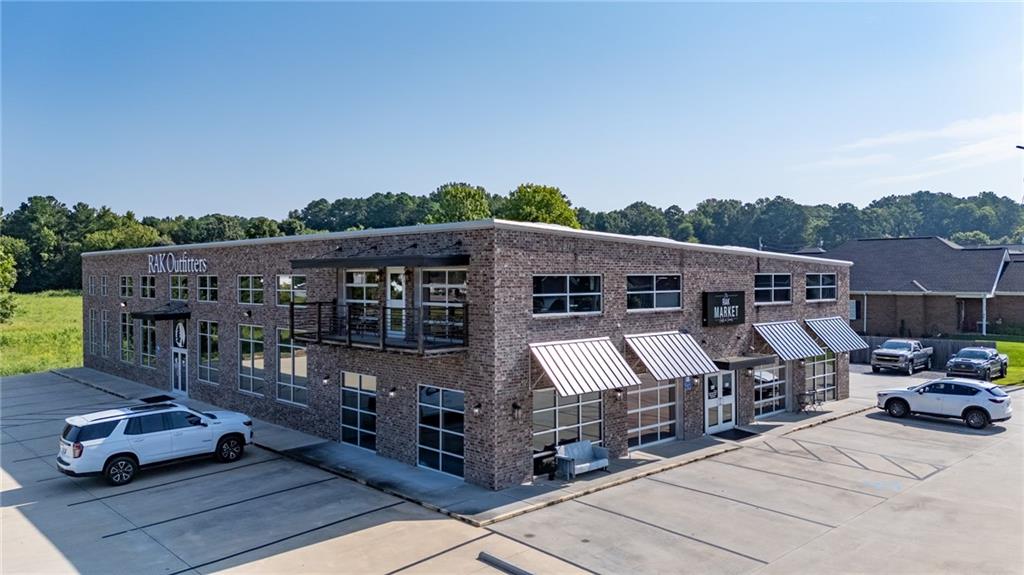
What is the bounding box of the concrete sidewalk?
[53,366,874,527]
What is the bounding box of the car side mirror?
[916,389,925,394]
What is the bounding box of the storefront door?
[386,267,406,338]
[705,371,735,434]
[171,319,188,395]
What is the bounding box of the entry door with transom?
[386,267,406,338]
[705,371,735,434]
[171,319,188,395]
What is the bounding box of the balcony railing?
[289,301,468,354]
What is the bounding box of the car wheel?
[983,369,991,382]
[906,362,914,375]
[871,366,880,373]
[104,456,137,486]
[964,409,989,430]
[886,399,909,419]
[1001,364,1007,378]
[216,435,244,463]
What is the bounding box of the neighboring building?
[82,219,861,490]
[826,236,1024,337]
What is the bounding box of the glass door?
[705,371,735,434]
[386,267,406,339]
[171,319,188,395]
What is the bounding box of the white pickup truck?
[871,339,934,375]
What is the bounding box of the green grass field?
[0,290,83,377]
[996,340,1024,386]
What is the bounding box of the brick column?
[681,375,705,439]
[788,359,807,413]
[837,352,850,400]
[602,388,629,457]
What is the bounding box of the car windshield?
[881,342,912,351]
[986,386,1008,397]
[956,350,990,360]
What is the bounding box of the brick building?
[82,219,863,490]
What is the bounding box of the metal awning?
[291,254,470,269]
[753,320,823,361]
[623,332,718,380]
[530,337,641,397]
[130,302,190,321]
[805,316,869,353]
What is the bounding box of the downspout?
[982,297,988,336]
[862,293,868,334]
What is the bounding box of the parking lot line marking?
[743,444,923,480]
[877,454,922,480]
[790,439,825,461]
[102,476,341,538]
[574,500,770,565]
[66,457,284,506]
[708,459,889,498]
[486,531,602,575]
[161,500,406,575]
[819,423,994,446]
[385,532,494,574]
[832,445,869,469]
[783,437,953,469]
[645,477,838,528]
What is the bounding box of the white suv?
[56,401,253,485]
[877,378,1013,429]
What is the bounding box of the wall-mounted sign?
[148,252,208,274]
[173,320,188,349]
[702,291,745,327]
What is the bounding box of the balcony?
[289,301,468,354]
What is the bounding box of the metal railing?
[289,300,468,353]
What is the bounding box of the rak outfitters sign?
[147,252,209,274]
[702,291,745,327]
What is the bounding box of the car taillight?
[72,442,83,458]
[989,398,1006,404]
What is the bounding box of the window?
[276,275,307,306]
[806,273,837,302]
[119,276,133,298]
[421,269,467,339]
[238,275,264,305]
[124,413,167,435]
[238,324,265,394]
[61,420,119,442]
[89,309,98,355]
[953,384,979,396]
[754,364,787,417]
[344,271,379,303]
[806,348,836,402]
[88,276,96,296]
[140,275,156,299]
[849,300,859,321]
[101,310,110,357]
[198,321,220,383]
[341,372,377,451]
[198,275,219,302]
[170,275,189,301]
[119,312,135,363]
[626,275,681,310]
[165,411,203,430]
[627,376,676,448]
[532,275,602,315]
[141,319,157,367]
[100,276,108,296]
[532,389,603,473]
[276,329,308,405]
[754,274,791,304]
[418,385,465,478]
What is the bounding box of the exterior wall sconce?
[322,375,331,385]
[243,310,252,318]
[119,301,127,308]
[387,387,397,398]
[613,389,624,401]
[472,403,482,416]
[512,402,522,421]
[798,358,806,367]
[745,367,754,377]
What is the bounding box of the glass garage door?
[418,385,465,478]
[754,364,788,418]
[627,375,677,449]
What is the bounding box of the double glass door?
[705,371,735,434]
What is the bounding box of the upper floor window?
[140,275,157,299]
[238,275,264,305]
[100,276,108,296]
[806,273,837,302]
[754,273,791,305]
[198,275,218,302]
[533,275,602,315]
[120,276,134,298]
[626,275,681,311]
[345,271,379,304]
[170,275,189,301]
[88,276,96,295]
[277,275,308,306]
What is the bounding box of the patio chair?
[555,440,609,480]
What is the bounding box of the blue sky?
[3,2,1021,218]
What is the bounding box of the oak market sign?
[701,291,745,327]
[147,252,209,274]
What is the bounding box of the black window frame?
[805,273,837,302]
[532,274,602,316]
[754,273,792,305]
[626,274,682,311]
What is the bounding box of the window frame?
[169,274,189,301]
[100,276,108,296]
[754,273,792,306]
[88,309,98,355]
[101,310,110,357]
[532,388,604,460]
[805,273,838,302]
[531,274,603,317]
[754,364,788,417]
[140,319,157,368]
[341,371,378,451]
[625,274,682,312]
[276,274,308,307]
[343,270,380,304]
[626,377,676,448]
[237,275,265,305]
[140,275,157,299]
[276,328,308,406]
[119,275,134,298]
[119,312,135,364]
[88,276,96,296]
[238,324,265,395]
[805,347,837,402]
[197,320,220,384]
[197,275,219,302]
[420,268,468,339]
[417,385,466,479]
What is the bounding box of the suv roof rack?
[127,403,176,412]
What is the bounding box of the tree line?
[2,184,1021,296]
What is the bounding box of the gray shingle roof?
[996,256,1024,293]
[826,237,1006,294]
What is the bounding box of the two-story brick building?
[81,219,864,490]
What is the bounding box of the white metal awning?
[805,316,869,353]
[753,321,823,361]
[623,332,719,380]
[530,337,641,397]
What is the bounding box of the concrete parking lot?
[3,369,1022,574]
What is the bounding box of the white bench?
[555,440,609,480]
